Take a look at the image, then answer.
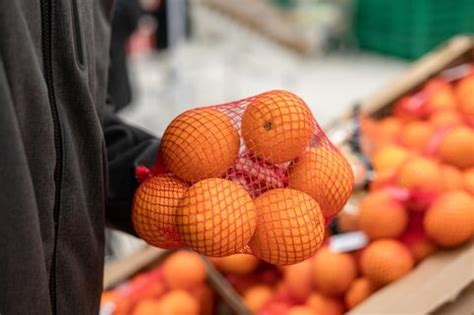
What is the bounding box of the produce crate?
[355,0,474,59]
[103,246,252,315]
[327,36,474,314]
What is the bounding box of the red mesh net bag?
[132,90,354,265]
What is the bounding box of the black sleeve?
[103,104,160,235]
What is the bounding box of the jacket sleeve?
[103,103,160,235]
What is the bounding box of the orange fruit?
[212,254,260,275]
[241,90,314,164]
[281,259,313,301]
[396,156,442,192]
[100,291,115,307]
[344,277,377,310]
[288,147,354,218]
[377,117,403,143]
[286,306,318,315]
[242,285,274,313]
[177,178,257,257]
[438,126,474,169]
[423,190,474,247]
[132,299,162,315]
[440,164,465,191]
[371,145,409,174]
[360,239,414,286]
[132,176,187,248]
[464,168,474,195]
[162,250,207,290]
[399,121,434,151]
[189,284,214,315]
[357,191,408,239]
[161,108,240,183]
[425,81,458,113]
[455,75,474,116]
[156,290,199,315]
[249,189,325,265]
[306,292,344,315]
[311,247,357,296]
[429,110,463,128]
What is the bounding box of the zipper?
[70,0,84,67]
[40,0,63,314]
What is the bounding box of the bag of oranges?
[132,90,354,265]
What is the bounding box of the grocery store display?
[205,62,474,314]
[132,90,354,264]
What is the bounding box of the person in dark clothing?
[0,1,158,314]
[108,0,142,111]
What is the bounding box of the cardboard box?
[345,36,474,315]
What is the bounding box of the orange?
[177,178,257,257]
[132,299,162,315]
[455,75,474,116]
[464,168,474,195]
[440,164,464,191]
[132,176,187,248]
[286,306,318,315]
[242,285,274,313]
[281,259,313,301]
[357,191,408,239]
[396,156,442,192]
[438,126,474,169]
[189,284,214,315]
[161,108,240,183]
[311,247,357,296]
[429,110,462,128]
[423,190,474,247]
[212,254,260,275]
[306,292,344,315]
[100,291,115,307]
[162,250,207,290]
[360,239,414,286]
[344,278,377,310]
[288,147,354,218]
[241,90,314,164]
[249,189,325,265]
[156,290,199,315]
[399,121,434,151]
[424,79,458,113]
[377,117,403,143]
[371,145,409,174]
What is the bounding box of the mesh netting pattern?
[248,188,325,265]
[132,90,354,265]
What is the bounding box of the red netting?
[132,90,354,265]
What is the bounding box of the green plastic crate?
[355,0,474,59]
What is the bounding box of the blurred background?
[105,0,474,259]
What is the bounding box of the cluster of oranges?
[132,90,354,265]
[211,249,374,315]
[350,67,474,308]
[101,251,213,315]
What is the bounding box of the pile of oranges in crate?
[101,251,214,315]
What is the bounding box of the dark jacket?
[0,1,158,314]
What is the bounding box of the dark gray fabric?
[0,1,158,314]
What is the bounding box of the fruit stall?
[101,36,474,315]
